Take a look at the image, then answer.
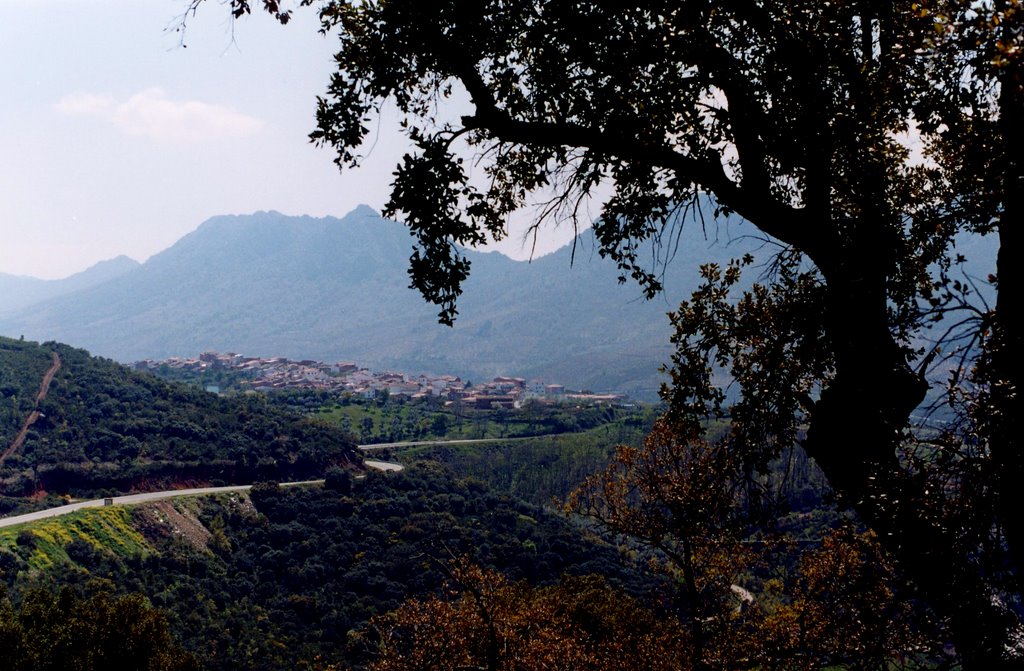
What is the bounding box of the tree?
[0,583,199,671]
[568,415,944,669]
[913,0,1024,597]
[364,536,935,670]
[360,559,688,671]
[200,0,1023,665]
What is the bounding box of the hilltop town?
[133,351,628,409]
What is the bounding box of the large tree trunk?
[802,248,1019,667]
[992,38,1024,592]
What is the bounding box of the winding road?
[0,480,335,529]
[0,459,405,529]
[0,349,410,529]
[357,434,561,451]
[1,360,554,530]
[3,399,552,529]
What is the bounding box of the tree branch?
[454,63,824,257]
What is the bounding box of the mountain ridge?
[0,206,760,396]
[0,255,140,316]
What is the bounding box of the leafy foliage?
[366,527,940,671]
[365,562,687,671]
[568,417,944,668]
[0,582,199,671]
[284,0,1024,664]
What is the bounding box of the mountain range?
[0,255,140,315]
[0,206,773,397]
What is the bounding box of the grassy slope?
[0,506,152,572]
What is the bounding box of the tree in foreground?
[569,416,942,669]
[358,560,688,671]
[0,583,199,671]
[360,536,935,671]
[202,0,1023,666]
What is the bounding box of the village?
[133,351,628,409]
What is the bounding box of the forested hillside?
[0,336,360,505]
[387,420,654,506]
[0,337,55,440]
[0,467,656,670]
[0,334,869,670]
[0,334,671,671]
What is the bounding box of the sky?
[0,1,579,280]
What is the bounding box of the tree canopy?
[363,561,689,671]
[209,0,1024,666]
[0,583,199,671]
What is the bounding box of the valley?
[5,1,1016,664]
[0,333,667,669]
[0,203,873,669]
[0,329,847,670]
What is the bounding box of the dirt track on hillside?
[1,350,61,464]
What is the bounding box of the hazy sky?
[0,1,578,280]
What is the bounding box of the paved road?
[0,454,406,530]
[364,459,404,472]
[0,480,323,530]
[0,455,407,529]
[358,434,562,451]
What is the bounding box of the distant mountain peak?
[347,204,381,218]
[86,255,140,271]
[0,254,141,315]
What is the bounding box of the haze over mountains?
[0,255,140,314]
[0,206,764,397]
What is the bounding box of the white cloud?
[55,87,265,142]
[54,92,117,116]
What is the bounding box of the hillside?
[0,467,656,670]
[0,336,361,503]
[0,206,763,397]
